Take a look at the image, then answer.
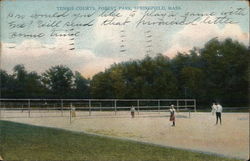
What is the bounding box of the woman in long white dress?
[211,102,216,115]
[170,105,176,126]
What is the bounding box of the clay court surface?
[1,110,249,160]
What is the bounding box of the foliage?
[0,38,249,106]
[90,38,249,106]
[0,65,89,99]
[42,65,74,98]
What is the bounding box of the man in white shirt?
[215,103,223,125]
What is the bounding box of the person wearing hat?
[170,105,176,126]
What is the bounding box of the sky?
[0,0,249,78]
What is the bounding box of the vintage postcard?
[0,0,249,160]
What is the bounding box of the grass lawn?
[0,120,241,161]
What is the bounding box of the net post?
[114,100,117,115]
[89,100,91,116]
[61,99,63,117]
[137,100,140,115]
[28,99,31,118]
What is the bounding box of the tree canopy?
[0,38,249,106]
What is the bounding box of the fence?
[0,98,196,121]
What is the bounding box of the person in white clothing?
[169,105,176,126]
[215,103,223,125]
[70,103,76,117]
[211,102,216,115]
[131,106,135,118]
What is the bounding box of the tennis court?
[1,110,248,160]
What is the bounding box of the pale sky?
[1,0,249,78]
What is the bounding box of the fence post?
[194,99,197,112]
[0,102,5,119]
[0,100,1,115]
[61,99,63,116]
[0,103,1,119]
[89,100,91,116]
[28,99,31,118]
[0,102,4,119]
[177,100,179,112]
[158,100,160,113]
[114,100,117,115]
[137,100,140,115]
[70,106,72,124]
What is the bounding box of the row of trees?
[0,65,89,99]
[0,38,249,106]
[91,38,249,106]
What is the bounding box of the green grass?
[0,120,241,161]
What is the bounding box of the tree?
[74,71,90,98]
[90,54,178,99]
[13,64,27,82]
[1,65,46,98]
[25,72,46,98]
[0,70,15,98]
[180,66,205,99]
[200,38,249,106]
[42,65,74,98]
[152,54,178,98]
[12,64,28,97]
[90,72,114,98]
[109,65,126,98]
[1,38,248,107]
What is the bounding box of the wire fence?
[197,106,250,112]
[0,98,196,121]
